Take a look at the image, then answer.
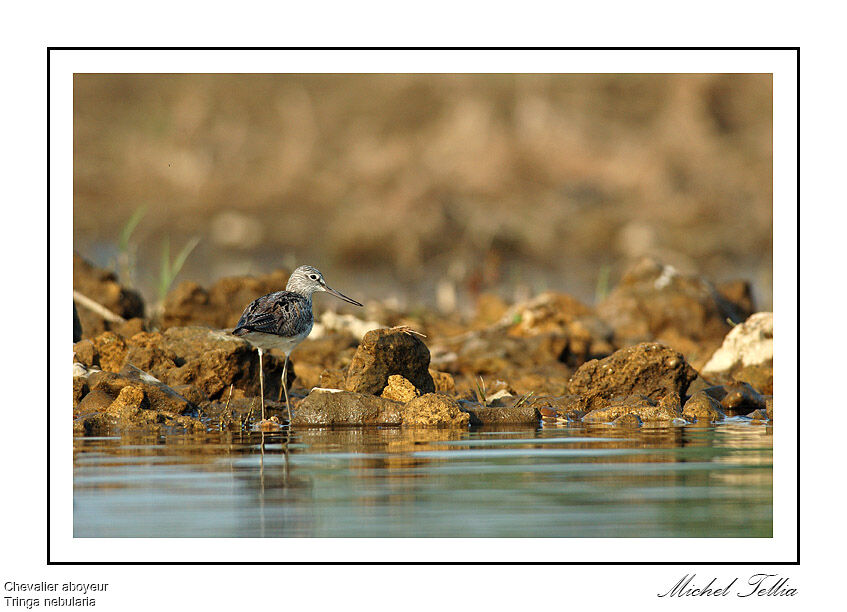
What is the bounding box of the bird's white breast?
[240,322,313,355]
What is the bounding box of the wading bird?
[233,265,363,423]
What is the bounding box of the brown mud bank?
[73,254,773,434]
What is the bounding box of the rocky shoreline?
[73,253,773,434]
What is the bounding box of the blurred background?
[73,73,772,312]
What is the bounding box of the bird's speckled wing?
[233,291,313,338]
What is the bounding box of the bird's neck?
[285,279,313,297]
[286,286,314,303]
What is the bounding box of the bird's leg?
[258,348,265,421]
[281,353,291,424]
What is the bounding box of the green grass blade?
[118,207,147,251]
[158,237,171,301]
[594,263,612,303]
[171,236,200,281]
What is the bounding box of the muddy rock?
[459,401,539,425]
[161,269,291,329]
[90,331,129,372]
[431,329,570,375]
[117,317,147,337]
[532,394,590,424]
[747,408,769,421]
[73,378,89,409]
[290,333,361,389]
[432,292,612,376]
[381,375,420,402]
[203,396,290,427]
[318,368,347,390]
[700,382,766,415]
[75,332,147,372]
[648,329,722,373]
[88,366,197,416]
[75,388,114,418]
[682,391,726,422]
[74,371,205,434]
[345,327,435,395]
[766,396,773,420]
[170,384,210,407]
[719,382,766,416]
[73,339,98,368]
[289,363,323,390]
[293,389,404,426]
[106,385,148,418]
[203,394,292,430]
[158,326,293,400]
[613,413,643,427]
[294,333,360,370]
[501,292,613,366]
[75,398,204,435]
[73,413,112,435]
[583,393,683,423]
[79,326,292,401]
[658,391,683,414]
[597,258,750,348]
[123,331,179,372]
[73,252,146,339]
[504,291,592,336]
[429,369,456,393]
[567,342,697,401]
[403,394,470,428]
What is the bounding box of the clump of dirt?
[613,413,644,427]
[702,382,767,416]
[291,333,360,389]
[345,327,435,395]
[161,269,291,329]
[582,392,683,423]
[293,389,404,426]
[403,394,469,428]
[90,332,128,372]
[596,257,754,367]
[429,369,456,393]
[459,401,539,426]
[70,255,776,433]
[683,391,726,422]
[73,253,146,339]
[381,375,420,402]
[77,326,294,401]
[567,342,697,402]
[73,366,204,435]
[431,292,613,379]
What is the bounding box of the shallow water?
[73,421,772,538]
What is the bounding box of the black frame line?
[51,46,799,566]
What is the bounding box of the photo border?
[52,46,798,565]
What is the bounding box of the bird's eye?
[309,274,318,280]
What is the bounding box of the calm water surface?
[73,421,772,538]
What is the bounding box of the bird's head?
[286,265,363,306]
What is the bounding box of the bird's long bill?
[324,285,364,307]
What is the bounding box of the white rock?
[703,312,773,374]
[310,311,383,340]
